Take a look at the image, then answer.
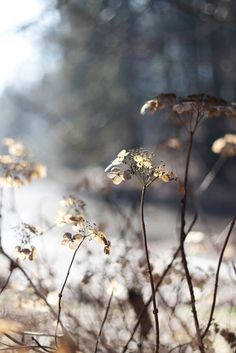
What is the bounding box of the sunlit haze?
[0,0,57,93]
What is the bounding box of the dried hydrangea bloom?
[61,219,111,255]
[15,245,37,261]
[61,232,84,250]
[0,138,47,187]
[212,134,236,157]
[107,167,131,185]
[14,223,42,260]
[56,195,86,228]
[87,225,111,255]
[140,94,177,115]
[58,195,111,254]
[105,149,129,172]
[172,94,227,118]
[225,102,236,119]
[105,148,177,187]
[140,100,159,115]
[14,222,42,246]
[0,155,14,164]
[141,93,236,131]
[13,223,41,261]
[30,163,47,180]
[8,142,27,157]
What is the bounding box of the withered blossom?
[105,149,129,172]
[141,93,236,128]
[88,225,111,255]
[58,195,111,254]
[140,99,160,115]
[15,245,37,261]
[107,167,131,185]
[140,93,177,115]
[0,138,47,187]
[105,148,177,187]
[14,223,42,260]
[14,222,42,243]
[212,134,236,157]
[56,195,86,228]
[61,232,84,250]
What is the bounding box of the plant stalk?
[180,131,205,353]
[140,185,159,353]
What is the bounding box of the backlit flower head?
[87,225,111,255]
[140,94,176,115]
[61,232,84,250]
[212,134,236,157]
[61,221,111,255]
[14,223,42,261]
[0,138,47,188]
[58,195,111,254]
[15,245,37,261]
[141,93,235,131]
[56,195,86,228]
[140,99,160,115]
[105,148,177,187]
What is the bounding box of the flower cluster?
[58,195,111,255]
[15,245,37,261]
[105,149,177,187]
[14,223,42,261]
[141,93,236,121]
[212,134,236,158]
[56,195,86,229]
[0,138,47,187]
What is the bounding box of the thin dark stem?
[0,346,47,352]
[179,131,205,352]
[140,185,159,353]
[121,212,198,353]
[94,291,113,353]
[55,237,85,344]
[168,342,189,353]
[32,337,54,353]
[201,216,236,339]
[0,267,14,295]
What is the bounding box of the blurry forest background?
[0,3,236,351]
[0,0,236,216]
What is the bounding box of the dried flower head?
[61,221,111,255]
[14,223,42,260]
[15,245,37,261]
[0,138,47,187]
[105,148,177,187]
[61,232,84,250]
[56,195,86,228]
[141,93,235,132]
[88,225,111,255]
[212,134,236,157]
[14,223,42,246]
[58,195,111,254]
[140,99,159,115]
[140,94,176,115]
